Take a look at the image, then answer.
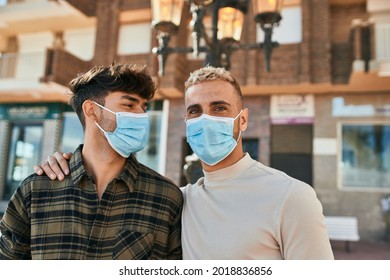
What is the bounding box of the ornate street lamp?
[151,0,283,75]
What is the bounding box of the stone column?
[93,0,121,65]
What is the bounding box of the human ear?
[240,108,249,132]
[82,100,99,124]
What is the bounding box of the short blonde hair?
[184,66,243,103]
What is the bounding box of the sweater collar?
[203,153,255,185]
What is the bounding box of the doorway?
[271,125,313,186]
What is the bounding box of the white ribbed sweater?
[181,153,334,260]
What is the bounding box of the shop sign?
[0,103,62,120]
[332,97,390,117]
[270,95,314,124]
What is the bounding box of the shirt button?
[91,244,97,249]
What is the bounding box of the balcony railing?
[1,0,61,8]
[6,0,24,3]
[4,0,45,4]
[0,52,46,80]
[376,23,390,61]
[0,53,16,78]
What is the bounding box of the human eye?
[188,108,199,115]
[212,105,229,115]
[215,105,227,111]
[186,106,202,118]
[121,102,137,113]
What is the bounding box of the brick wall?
[330,3,368,43]
[64,0,96,16]
[331,43,352,84]
[120,0,150,10]
[330,3,369,84]
[117,53,154,69]
[309,0,332,83]
[64,0,150,16]
[41,48,91,87]
[61,0,373,90]
[63,0,363,89]
[156,0,334,87]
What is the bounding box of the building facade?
[0,0,390,241]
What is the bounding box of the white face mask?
[93,101,150,157]
[185,111,242,166]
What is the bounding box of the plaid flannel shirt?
[0,145,183,260]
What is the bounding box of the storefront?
[313,93,390,240]
[0,102,83,213]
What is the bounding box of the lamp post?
[151,0,283,76]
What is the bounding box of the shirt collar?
[118,154,139,192]
[203,153,255,184]
[69,145,88,185]
[69,145,139,192]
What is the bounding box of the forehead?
[184,80,237,106]
[105,91,147,102]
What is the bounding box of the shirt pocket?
[113,230,155,260]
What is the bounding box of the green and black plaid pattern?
[0,145,183,260]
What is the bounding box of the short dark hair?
[69,63,156,128]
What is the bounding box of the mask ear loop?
[81,100,109,134]
[234,109,243,142]
[93,101,116,115]
[236,130,242,143]
[94,121,106,134]
[233,109,243,120]
[91,101,116,134]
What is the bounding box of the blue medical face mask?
[186,111,242,166]
[93,101,150,158]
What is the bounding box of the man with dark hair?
[0,63,183,260]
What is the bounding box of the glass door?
[5,123,43,200]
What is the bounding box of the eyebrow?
[121,95,149,108]
[186,100,231,113]
[210,100,231,107]
[186,104,201,113]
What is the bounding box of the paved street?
[331,240,390,260]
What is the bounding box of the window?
[135,100,167,175]
[64,28,96,60]
[117,23,151,55]
[376,23,390,61]
[339,122,390,191]
[17,32,52,79]
[60,112,84,152]
[257,6,302,45]
[5,123,43,200]
[375,23,390,76]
